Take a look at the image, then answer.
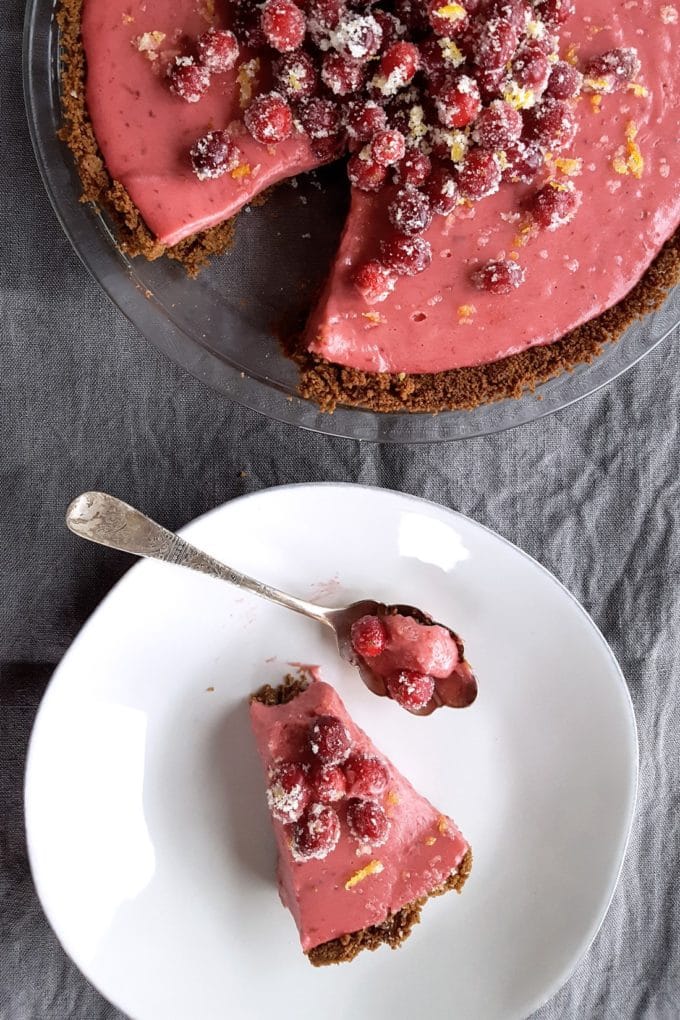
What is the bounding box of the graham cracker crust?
[251,676,473,966]
[57,0,680,408]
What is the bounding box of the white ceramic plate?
[25,484,638,1020]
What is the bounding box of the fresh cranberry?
[380,235,432,275]
[433,74,481,128]
[266,762,311,822]
[190,130,242,181]
[473,99,522,150]
[346,797,390,845]
[385,670,435,710]
[196,29,240,73]
[347,151,388,190]
[307,0,346,40]
[584,47,640,91]
[469,17,519,71]
[308,715,352,765]
[472,258,525,294]
[232,0,268,48]
[244,91,293,143]
[350,614,388,656]
[457,148,501,200]
[379,41,420,90]
[168,57,211,103]
[388,186,433,236]
[322,52,366,94]
[331,12,383,59]
[261,0,307,50]
[310,763,347,803]
[344,99,387,142]
[393,150,432,186]
[535,0,574,26]
[545,60,583,100]
[425,165,459,214]
[273,51,318,100]
[370,129,406,166]
[291,803,341,861]
[353,260,397,303]
[344,755,389,797]
[523,98,577,151]
[512,40,550,91]
[529,182,581,230]
[373,9,405,48]
[502,139,543,182]
[298,96,341,139]
[428,0,469,36]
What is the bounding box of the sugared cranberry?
[190,130,241,181]
[428,0,469,36]
[433,74,482,128]
[476,64,507,101]
[380,235,432,275]
[370,129,406,166]
[261,0,307,51]
[584,47,640,91]
[353,260,397,303]
[347,151,388,190]
[385,669,435,710]
[484,0,531,29]
[196,29,240,73]
[523,98,577,151]
[545,60,583,100]
[425,165,459,214]
[393,150,432,186]
[379,41,420,90]
[312,134,347,159]
[330,12,383,59]
[244,91,293,143]
[457,148,501,200]
[307,0,346,40]
[344,755,389,798]
[273,51,318,100]
[535,0,574,26]
[469,17,519,71]
[291,803,341,860]
[346,797,390,845]
[168,57,211,103]
[322,51,366,94]
[388,186,433,236]
[351,614,388,656]
[393,0,430,32]
[512,39,550,91]
[310,763,347,803]
[472,258,525,294]
[267,762,311,822]
[344,99,387,142]
[473,99,522,150]
[308,715,352,765]
[529,181,581,230]
[232,0,268,48]
[298,96,341,139]
[502,139,543,182]
[373,9,405,48]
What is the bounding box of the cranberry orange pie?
[58,0,680,411]
[250,673,471,964]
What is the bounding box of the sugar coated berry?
[484,0,531,30]
[425,165,458,214]
[584,47,640,91]
[308,714,352,765]
[393,150,432,186]
[344,99,387,142]
[476,64,507,101]
[351,614,388,657]
[307,0,346,41]
[523,98,577,152]
[344,755,389,798]
[457,148,501,200]
[472,99,522,150]
[388,186,433,236]
[329,12,383,59]
[298,96,341,139]
[190,131,242,181]
[310,763,347,803]
[535,0,574,26]
[348,151,388,190]
[545,60,583,100]
[386,669,435,710]
[428,0,469,37]
[529,181,581,230]
[291,803,341,861]
[273,51,318,99]
[379,41,420,91]
[370,129,406,167]
[353,261,397,303]
[501,139,543,182]
[168,57,211,103]
[393,0,430,32]
[373,9,405,48]
[266,762,311,822]
[346,797,391,845]
[244,91,293,143]
[380,235,432,275]
[472,258,525,294]
[196,29,240,73]
[232,0,268,48]
[512,39,550,91]
[322,51,366,94]
[261,0,306,51]
[433,73,482,128]
[469,17,519,71]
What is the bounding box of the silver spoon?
[65,492,477,714]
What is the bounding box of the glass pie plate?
[23,0,680,443]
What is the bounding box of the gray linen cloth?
[1,0,679,1016]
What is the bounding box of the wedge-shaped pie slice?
[250,674,471,965]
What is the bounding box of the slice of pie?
[249,673,472,965]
